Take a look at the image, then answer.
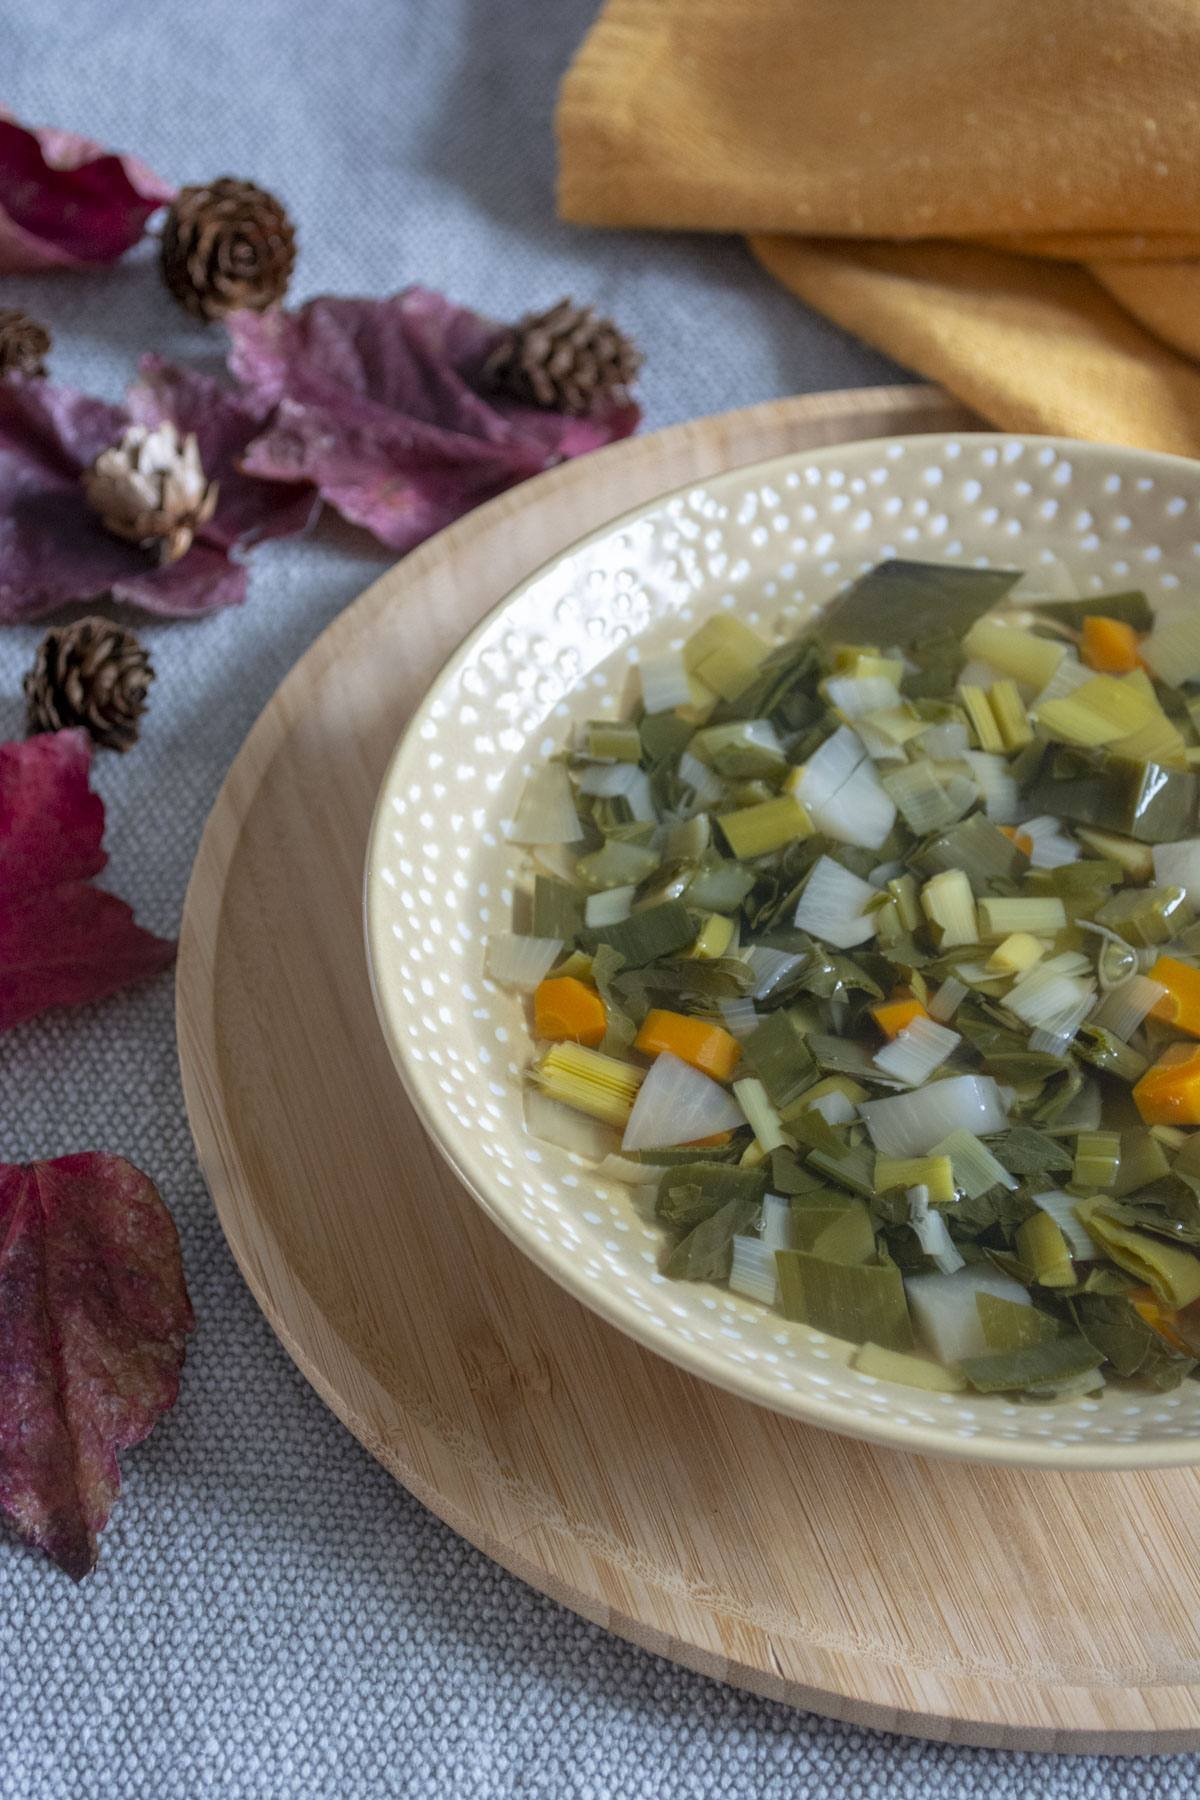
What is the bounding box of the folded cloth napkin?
[557,0,1200,451]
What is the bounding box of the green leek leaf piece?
[1075,1200,1200,1309]
[1015,1210,1076,1287]
[806,1142,877,1197]
[1030,591,1155,633]
[790,1198,876,1263]
[812,560,1021,648]
[1072,1130,1122,1191]
[741,1009,819,1109]
[629,1145,740,1167]
[590,943,638,1054]
[959,1335,1104,1393]
[1112,1129,1173,1197]
[531,874,583,942]
[1094,884,1194,948]
[1071,1290,1195,1384]
[1075,1026,1149,1085]
[990,1126,1074,1178]
[655,1162,767,1231]
[584,719,643,762]
[769,1147,830,1195]
[977,1292,1062,1352]
[776,1249,914,1350]
[638,711,694,764]
[664,1195,762,1282]
[912,811,1030,892]
[852,1341,968,1391]
[1025,757,1199,844]
[689,720,786,778]
[582,900,697,967]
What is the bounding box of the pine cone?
[83,422,218,565]
[24,616,154,753]
[485,299,642,416]
[0,308,51,378]
[160,177,296,321]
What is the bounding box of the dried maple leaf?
[229,288,640,552]
[0,1155,193,1578]
[0,730,175,1030]
[0,368,310,622]
[0,114,173,273]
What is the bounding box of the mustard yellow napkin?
[557,0,1200,451]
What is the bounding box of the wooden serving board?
[177,386,1200,1754]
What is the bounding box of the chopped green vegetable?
[1072,1130,1122,1191]
[806,1141,877,1197]
[582,900,697,966]
[683,614,769,701]
[1094,884,1194,947]
[584,719,643,761]
[718,794,814,859]
[1032,591,1155,633]
[790,1197,876,1263]
[656,1162,767,1231]
[575,837,660,891]
[959,1335,1104,1393]
[1074,1200,1200,1309]
[1015,1211,1076,1288]
[532,874,582,942]
[742,1010,819,1109]
[815,560,1020,647]
[852,1341,967,1391]
[776,1249,914,1350]
[977,1292,1061,1352]
[665,1196,761,1281]
[874,1155,956,1204]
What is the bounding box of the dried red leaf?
[128,355,318,550]
[0,731,174,1031]
[0,375,250,621]
[229,288,640,552]
[0,1155,193,1577]
[0,115,173,274]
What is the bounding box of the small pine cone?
[83,421,218,565]
[160,177,296,321]
[0,307,51,378]
[24,616,154,753]
[485,298,642,416]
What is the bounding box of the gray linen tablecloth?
[0,2,1192,1794]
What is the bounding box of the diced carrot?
[533,976,607,1047]
[633,1008,742,1082]
[1133,1042,1200,1125]
[870,996,929,1039]
[1147,956,1200,1040]
[999,825,1035,857]
[1128,1287,1197,1355]
[1080,615,1141,675]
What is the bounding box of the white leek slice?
[730,1235,780,1306]
[584,886,636,928]
[907,1185,965,1275]
[807,1089,857,1127]
[484,933,563,990]
[745,945,805,1000]
[1153,838,1200,905]
[917,721,970,761]
[677,749,725,810]
[1089,974,1167,1040]
[761,1193,796,1255]
[1028,987,1096,1056]
[793,855,879,949]
[733,1076,788,1153]
[621,1052,746,1151]
[860,1075,1008,1157]
[964,751,1020,824]
[1021,814,1081,869]
[593,1153,667,1186]
[638,649,692,714]
[905,1265,1032,1367]
[793,726,896,850]
[523,1088,619,1161]
[575,761,656,821]
[873,1017,960,1087]
[931,1129,1018,1199]
[718,996,760,1040]
[823,674,904,719]
[1032,1189,1102,1260]
[507,763,583,845]
[927,977,968,1023]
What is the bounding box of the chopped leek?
[874,1154,956,1204]
[959,1336,1104,1393]
[852,1341,967,1392]
[718,794,813,859]
[532,1043,644,1128]
[931,1129,1018,1200]
[776,1250,913,1350]
[485,934,563,990]
[1015,1210,1075,1288]
[920,870,978,948]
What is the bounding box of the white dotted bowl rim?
[366,431,1200,1470]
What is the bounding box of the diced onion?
[793,855,879,949]
[860,1076,1009,1157]
[1153,838,1200,906]
[638,649,692,714]
[621,1052,746,1150]
[484,933,563,990]
[905,1265,1032,1366]
[730,1235,780,1306]
[507,763,582,845]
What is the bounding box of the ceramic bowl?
[366,431,1200,1468]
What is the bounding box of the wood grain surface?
[177,385,1200,1754]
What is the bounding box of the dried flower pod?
[485,298,642,416]
[0,307,51,377]
[83,421,217,564]
[160,177,296,321]
[24,615,154,752]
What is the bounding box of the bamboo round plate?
[178,386,1200,1754]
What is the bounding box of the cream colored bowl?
[366,432,1200,1468]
